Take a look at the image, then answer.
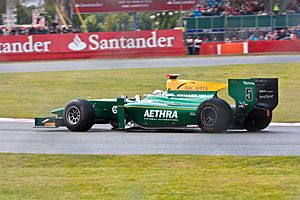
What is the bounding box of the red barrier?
[0,30,186,61]
[200,42,221,55]
[248,40,300,53]
[200,40,300,55]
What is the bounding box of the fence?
[183,14,300,40]
[184,14,300,31]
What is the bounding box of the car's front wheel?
[64,99,94,132]
[109,121,118,129]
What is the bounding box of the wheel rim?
[200,106,217,127]
[66,106,81,125]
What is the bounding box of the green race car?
[35,74,278,133]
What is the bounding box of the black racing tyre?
[196,98,233,133]
[64,99,95,132]
[244,109,272,132]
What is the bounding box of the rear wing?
[228,78,278,114]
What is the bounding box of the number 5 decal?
[245,87,253,101]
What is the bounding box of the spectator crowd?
[1,0,300,41]
[287,0,300,14]
[0,23,80,36]
[191,0,300,17]
[185,26,300,55]
[247,27,299,41]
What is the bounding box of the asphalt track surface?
[0,122,299,156]
[0,55,299,156]
[0,55,300,73]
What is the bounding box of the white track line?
[0,118,34,123]
[0,118,299,126]
[270,123,300,127]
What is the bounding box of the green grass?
[0,154,299,200]
[0,63,299,121]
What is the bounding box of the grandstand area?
[0,0,299,60]
[0,0,300,61]
[1,1,300,36]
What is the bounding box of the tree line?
[0,0,181,32]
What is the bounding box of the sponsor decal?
[181,85,208,91]
[44,122,56,127]
[238,100,248,109]
[67,31,175,52]
[75,2,104,8]
[259,95,274,99]
[73,0,196,13]
[118,0,153,3]
[68,35,87,51]
[144,109,178,121]
[189,112,196,116]
[118,0,153,8]
[0,36,52,54]
[175,81,224,91]
[0,30,185,61]
[167,0,195,4]
[259,90,274,94]
[174,93,213,98]
[243,81,255,86]
[88,31,175,50]
[258,89,275,99]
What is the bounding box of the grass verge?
[0,63,299,121]
[0,154,299,200]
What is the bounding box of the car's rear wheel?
[244,108,272,132]
[64,99,94,132]
[196,98,233,133]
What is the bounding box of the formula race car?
[35,74,278,133]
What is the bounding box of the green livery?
[35,75,278,133]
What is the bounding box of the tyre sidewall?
[64,99,94,132]
[196,99,233,133]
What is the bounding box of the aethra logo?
[144,110,178,119]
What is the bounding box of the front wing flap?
[34,116,65,128]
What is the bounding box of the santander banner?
[73,0,196,13]
[0,30,186,61]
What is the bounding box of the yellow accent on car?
[165,74,227,91]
